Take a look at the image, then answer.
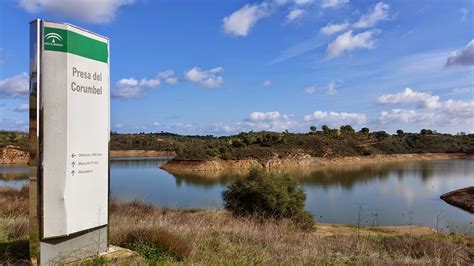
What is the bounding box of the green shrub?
[360,127,370,134]
[340,125,355,133]
[222,167,314,230]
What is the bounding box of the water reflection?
[110,156,173,167]
[111,158,473,234]
[0,166,28,187]
[169,160,471,191]
[1,158,473,234]
[288,161,455,190]
[0,166,28,180]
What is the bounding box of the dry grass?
[381,235,471,262]
[0,186,29,241]
[109,199,474,264]
[0,186,473,264]
[0,186,30,264]
[0,186,28,217]
[4,216,28,240]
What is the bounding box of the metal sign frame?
[29,19,110,265]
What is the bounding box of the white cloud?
[326,81,337,95]
[0,72,29,97]
[222,3,271,37]
[158,70,178,85]
[379,109,429,124]
[115,123,124,129]
[321,0,349,9]
[304,85,318,94]
[377,88,441,109]
[377,89,474,131]
[320,22,349,35]
[445,40,474,67]
[112,76,160,99]
[185,67,224,88]
[111,69,179,99]
[286,8,305,22]
[326,30,376,59]
[153,122,161,127]
[139,77,161,87]
[211,108,372,135]
[112,78,144,99]
[304,81,336,95]
[459,8,469,22]
[165,77,178,85]
[248,111,289,122]
[243,111,296,132]
[158,70,174,79]
[304,111,367,125]
[222,0,319,36]
[18,0,135,24]
[294,0,314,6]
[378,104,474,130]
[442,99,474,119]
[14,103,29,112]
[263,80,272,87]
[353,2,390,29]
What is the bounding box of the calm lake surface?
[1,157,473,234]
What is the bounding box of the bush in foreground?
[222,167,314,230]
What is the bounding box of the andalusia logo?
[44,32,64,47]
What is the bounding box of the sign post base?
[39,227,107,265]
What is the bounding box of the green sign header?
[44,27,108,63]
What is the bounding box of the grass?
[1,186,473,264]
[0,186,30,264]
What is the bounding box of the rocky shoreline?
[110,149,175,158]
[160,153,470,174]
[0,147,176,166]
[0,145,29,165]
[441,187,474,213]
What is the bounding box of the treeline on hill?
[2,127,473,161]
[0,131,28,151]
[112,126,474,161]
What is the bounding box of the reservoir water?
[1,157,473,234]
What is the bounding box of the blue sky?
[0,0,473,135]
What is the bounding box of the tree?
[375,131,389,139]
[231,138,246,148]
[340,125,355,133]
[420,129,433,135]
[309,126,317,132]
[396,129,404,136]
[322,125,330,132]
[360,127,370,134]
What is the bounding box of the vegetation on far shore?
[2,126,473,162]
[0,131,28,151]
[1,186,473,264]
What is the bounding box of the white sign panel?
[41,21,109,238]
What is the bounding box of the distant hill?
[2,128,472,161]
